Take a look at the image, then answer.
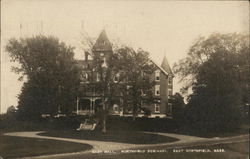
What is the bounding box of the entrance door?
[78,99,91,115]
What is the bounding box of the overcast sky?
[1,0,249,113]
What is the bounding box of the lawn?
[39,130,179,144]
[180,126,250,138]
[0,133,92,159]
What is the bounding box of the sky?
[1,0,249,113]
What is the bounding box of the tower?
[92,30,113,68]
[92,30,113,57]
[161,55,173,75]
[161,55,174,115]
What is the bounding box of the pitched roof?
[92,30,112,52]
[150,59,169,76]
[161,55,173,75]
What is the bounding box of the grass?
[105,116,250,138]
[178,126,250,138]
[0,133,93,159]
[40,130,179,144]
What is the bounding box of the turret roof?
[92,30,112,52]
[161,55,173,75]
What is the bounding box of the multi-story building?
[76,30,174,118]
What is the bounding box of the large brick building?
[76,30,174,118]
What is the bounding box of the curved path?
[4,131,249,159]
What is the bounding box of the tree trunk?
[133,115,136,121]
[102,103,107,133]
[102,115,107,133]
[132,108,136,121]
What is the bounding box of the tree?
[6,106,17,116]
[80,30,157,130]
[115,47,156,120]
[173,33,249,132]
[6,35,80,120]
[91,50,121,132]
[79,31,122,133]
[169,93,185,124]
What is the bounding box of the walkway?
[4,131,249,159]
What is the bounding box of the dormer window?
[155,70,160,81]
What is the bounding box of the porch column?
[76,97,79,115]
[92,98,95,114]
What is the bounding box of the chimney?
[84,51,89,62]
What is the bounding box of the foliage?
[6,105,17,115]
[174,33,249,132]
[6,35,81,120]
[173,33,249,94]
[115,47,156,119]
[169,93,185,123]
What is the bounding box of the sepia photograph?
[1,0,249,159]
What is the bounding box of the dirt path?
[4,131,249,159]
[143,132,249,149]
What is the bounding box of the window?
[100,53,104,56]
[127,85,132,95]
[85,73,88,81]
[155,70,160,81]
[127,85,132,90]
[96,73,100,82]
[167,103,172,115]
[155,85,160,95]
[80,72,88,81]
[114,74,119,83]
[113,104,119,113]
[168,89,172,96]
[168,78,172,85]
[141,89,146,96]
[155,104,160,113]
[102,57,107,68]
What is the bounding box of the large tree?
[6,36,80,120]
[115,47,156,120]
[169,93,185,124]
[173,33,249,131]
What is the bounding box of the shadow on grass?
[0,133,92,159]
[39,130,179,144]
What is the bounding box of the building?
[76,30,174,118]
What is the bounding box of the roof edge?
[150,58,174,77]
